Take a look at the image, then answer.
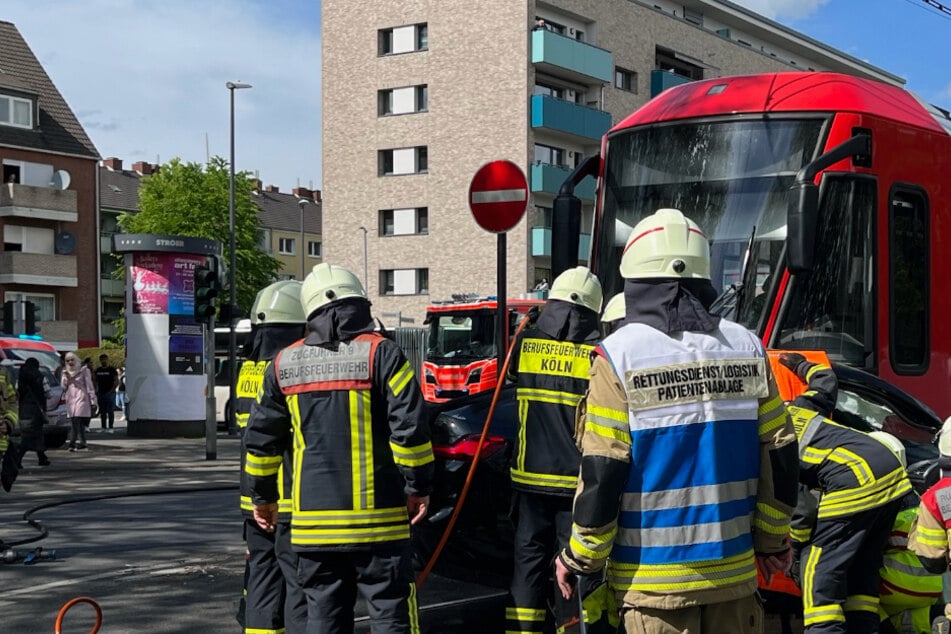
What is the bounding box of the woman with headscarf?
[17,357,51,466]
[61,351,96,451]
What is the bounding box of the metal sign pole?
[497,233,507,371]
[204,315,217,460]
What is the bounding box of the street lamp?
[358,226,368,290]
[298,198,310,280]
[226,80,251,435]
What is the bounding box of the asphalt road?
[0,428,507,633]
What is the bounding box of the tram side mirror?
[786,181,820,274]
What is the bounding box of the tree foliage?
[118,157,280,313]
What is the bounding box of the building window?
[0,94,33,129]
[655,47,704,81]
[278,237,296,255]
[534,83,565,100]
[535,16,567,35]
[4,292,54,321]
[379,146,428,176]
[889,187,929,373]
[379,84,428,116]
[380,208,429,236]
[683,7,703,26]
[380,268,429,296]
[379,23,428,56]
[534,143,565,168]
[615,68,638,93]
[259,228,272,254]
[534,206,553,229]
[3,224,54,254]
[307,241,322,258]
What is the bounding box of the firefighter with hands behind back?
[554,208,799,634]
[504,265,614,634]
[244,263,433,634]
[236,280,308,634]
[775,351,912,634]
[909,417,951,634]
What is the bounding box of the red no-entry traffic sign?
[468,160,528,233]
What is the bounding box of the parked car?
[416,362,944,586]
[5,361,70,449]
[0,336,62,374]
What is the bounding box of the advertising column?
[113,234,221,437]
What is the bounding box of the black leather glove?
[778,352,809,379]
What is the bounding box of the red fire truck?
[422,296,544,402]
[553,71,951,418]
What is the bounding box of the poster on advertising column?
[131,252,207,374]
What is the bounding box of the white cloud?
[2,0,321,190]
[731,0,830,20]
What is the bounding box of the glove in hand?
[778,352,808,377]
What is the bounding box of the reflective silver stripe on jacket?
[616,513,752,548]
[622,478,758,511]
[798,413,825,458]
[277,341,371,389]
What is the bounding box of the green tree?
[118,157,280,313]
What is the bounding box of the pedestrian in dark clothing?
[16,358,50,467]
[94,354,118,430]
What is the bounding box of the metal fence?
[387,327,428,375]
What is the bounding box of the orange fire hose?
[55,596,102,634]
[416,311,534,587]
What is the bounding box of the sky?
[1,0,949,192]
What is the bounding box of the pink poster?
[131,253,170,314]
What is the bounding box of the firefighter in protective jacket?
[870,432,941,634]
[237,280,308,633]
[244,263,433,634]
[779,352,912,634]
[505,265,607,634]
[909,418,951,633]
[555,208,799,634]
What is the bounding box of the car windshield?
[426,310,497,361]
[593,117,825,330]
[4,347,62,374]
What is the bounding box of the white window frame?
[278,237,296,255]
[307,241,322,258]
[0,94,33,129]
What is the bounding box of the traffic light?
[194,264,219,323]
[2,301,12,334]
[24,300,37,335]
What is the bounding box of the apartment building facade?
[321,0,901,325]
[0,20,100,350]
[252,183,323,281]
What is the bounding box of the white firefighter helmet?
[939,416,951,457]
[601,293,625,325]
[869,430,907,468]
[619,208,710,280]
[300,263,367,317]
[549,266,603,314]
[250,280,306,325]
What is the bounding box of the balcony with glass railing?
[531,94,611,143]
[530,163,597,201]
[531,29,613,85]
[531,227,591,261]
[650,68,693,97]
